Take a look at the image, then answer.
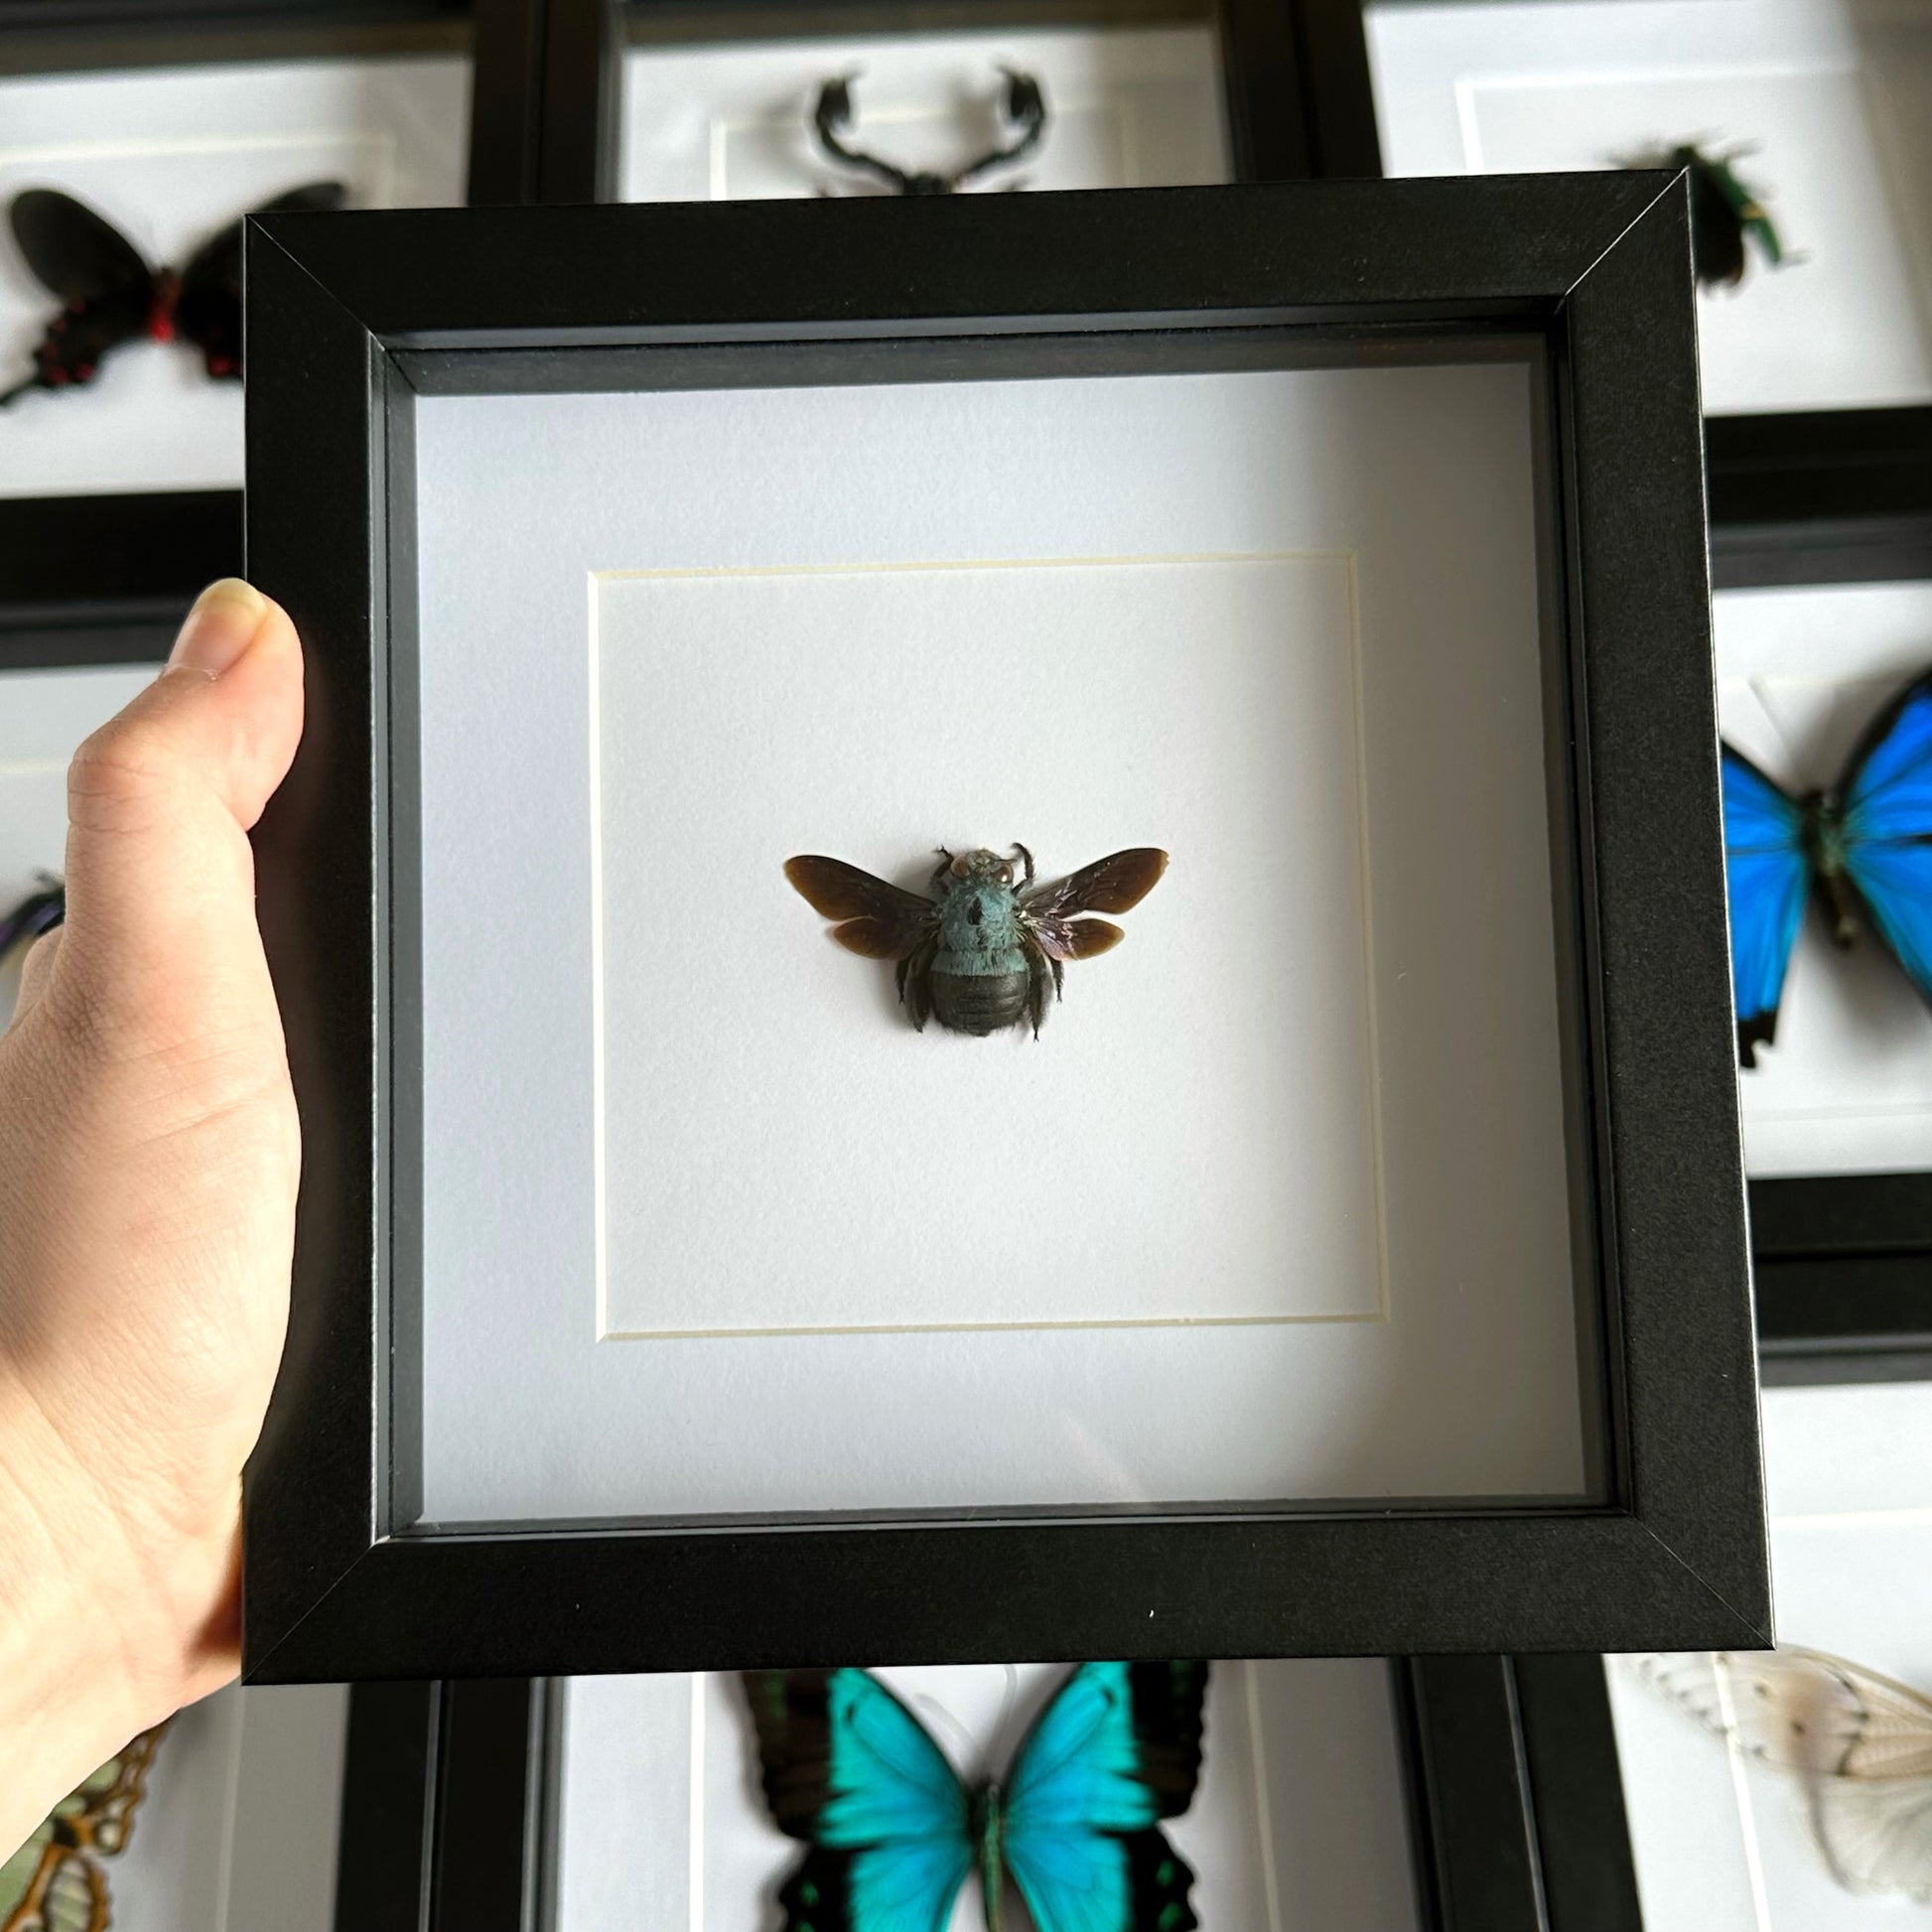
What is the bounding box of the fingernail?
[169,578,268,676]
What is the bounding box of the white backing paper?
[1365,0,1932,415]
[1716,581,1932,1176]
[594,556,1380,1336]
[0,57,468,497]
[1607,1380,1932,1931]
[554,1661,1419,1932]
[620,26,1228,201]
[412,361,1591,1523]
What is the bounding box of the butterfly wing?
[174,181,346,378]
[1839,670,1932,1007]
[1720,746,1809,1064]
[0,1842,106,1932]
[1000,1661,1208,1932]
[742,1669,974,1932]
[6,191,153,397]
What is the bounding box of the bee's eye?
[950,855,970,879]
[998,865,1013,885]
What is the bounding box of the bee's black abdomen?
[931,969,1032,1035]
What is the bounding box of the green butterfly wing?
[0,1726,164,1932]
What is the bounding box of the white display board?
[1607,1379,1932,1929]
[0,663,154,1024]
[1365,0,1932,414]
[621,25,1228,200]
[1716,581,1932,1176]
[0,57,469,497]
[554,1660,1420,1932]
[410,359,1594,1526]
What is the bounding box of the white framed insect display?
[619,22,1231,202]
[1362,0,1932,415]
[1606,1378,1932,1928]
[551,1660,1422,1932]
[0,51,470,499]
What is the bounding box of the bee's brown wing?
[1025,913,1126,961]
[1021,848,1168,920]
[784,856,932,960]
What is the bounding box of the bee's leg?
[1010,842,1035,890]
[930,848,956,891]
[1022,937,1053,1038]
[902,941,935,1031]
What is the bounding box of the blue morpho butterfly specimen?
[0,875,65,968]
[812,68,1047,196]
[1625,142,1788,289]
[743,1662,1209,1932]
[2,182,345,405]
[1722,667,1932,1065]
[785,845,1168,1036]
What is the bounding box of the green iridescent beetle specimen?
[785,844,1168,1036]
[1633,142,1788,289]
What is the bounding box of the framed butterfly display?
[0,1728,164,1932]
[335,1657,1641,1932]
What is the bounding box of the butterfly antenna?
[910,1691,983,1778]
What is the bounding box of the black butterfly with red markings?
[3,182,345,405]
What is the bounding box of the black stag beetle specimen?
[811,67,1047,195]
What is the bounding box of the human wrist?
[0,1376,173,1861]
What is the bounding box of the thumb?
[52,580,305,1049]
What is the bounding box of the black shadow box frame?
[240,172,1769,1682]
[1710,503,1932,1389]
[0,0,575,668]
[333,1656,1639,1931]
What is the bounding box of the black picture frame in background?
[241,173,1767,1681]
[336,1657,1640,1932]
[0,0,567,665]
[1711,505,1932,1389]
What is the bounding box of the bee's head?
[953,848,1014,887]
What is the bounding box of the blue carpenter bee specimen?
[1723,666,1932,1065]
[785,843,1168,1036]
[0,875,64,968]
[1627,142,1788,289]
[812,68,1046,196]
[743,1661,1208,1932]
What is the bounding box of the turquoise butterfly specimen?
[742,1662,1209,1932]
[1721,668,1932,1065]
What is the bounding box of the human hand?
[0,581,304,1858]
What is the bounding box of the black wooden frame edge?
[336,1677,556,1932]
[345,1657,1636,1932]
[1398,1653,1641,1932]
[241,176,1769,1683]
